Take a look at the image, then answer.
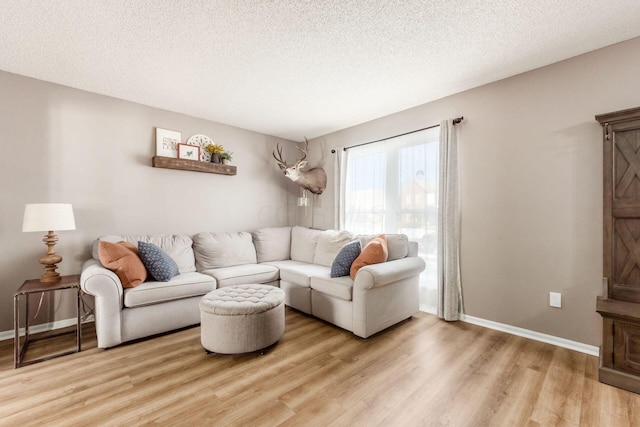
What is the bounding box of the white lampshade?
[22,203,76,232]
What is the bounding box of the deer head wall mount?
[273,138,327,195]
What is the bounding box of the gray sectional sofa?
[80,226,426,349]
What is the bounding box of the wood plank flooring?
[1,309,639,426]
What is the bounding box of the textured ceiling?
[1,1,639,140]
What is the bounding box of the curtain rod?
[330,116,463,153]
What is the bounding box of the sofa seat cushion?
[311,274,354,301]
[201,264,279,288]
[277,263,330,287]
[261,259,306,270]
[123,272,216,308]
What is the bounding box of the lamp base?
[39,267,62,284]
[38,231,63,284]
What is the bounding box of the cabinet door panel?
[613,219,640,302]
[611,122,640,302]
[614,321,640,376]
[613,126,640,209]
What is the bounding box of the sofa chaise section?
[255,226,426,338]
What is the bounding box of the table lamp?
[22,203,76,284]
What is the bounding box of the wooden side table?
[14,274,82,368]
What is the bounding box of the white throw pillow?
[313,229,354,267]
[252,227,292,263]
[290,226,322,263]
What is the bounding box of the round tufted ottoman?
[199,284,285,354]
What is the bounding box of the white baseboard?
[459,313,599,357]
[0,316,94,342]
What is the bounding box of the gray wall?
[4,36,640,346]
[0,71,296,333]
[308,37,640,346]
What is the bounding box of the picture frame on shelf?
[177,143,200,161]
[155,128,181,158]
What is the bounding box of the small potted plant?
[220,151,233,165]
[204,143,225,163]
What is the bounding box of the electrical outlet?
[549,292,562,308]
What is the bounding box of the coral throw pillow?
[98,241,147,288]
[350,234,389,279]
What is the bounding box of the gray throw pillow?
[138,241,179,282]
[330,240,361,278]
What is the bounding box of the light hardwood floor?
[1,309,639,426]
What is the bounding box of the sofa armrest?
[354,256,426,290]
[81,259,124,348]
[352,256,424,338]
[81,259,124,302]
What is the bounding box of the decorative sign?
[155,128,181,158]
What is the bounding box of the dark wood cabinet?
[596,106,640,393]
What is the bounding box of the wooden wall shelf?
[152,156,236,176]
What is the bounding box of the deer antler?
[272,144,288,169]
[272,144,285,164]
[295,137,309,163]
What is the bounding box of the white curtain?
[334,148,349,229]
[339,127,440,312]
[437,119,463,321]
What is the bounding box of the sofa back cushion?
[193,232,257,270]
[252,227,292,263]
[313,229,354,267]
[358,233,409,261]
[93,234,196,273]
[290,226,322,263]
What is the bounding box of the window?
[342,127,439,312]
